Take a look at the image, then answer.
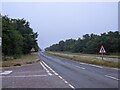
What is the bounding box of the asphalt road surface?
[1,51,119,89]
[38,52,119,89]
[1,61,71,88]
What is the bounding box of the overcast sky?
[2,2,118,49]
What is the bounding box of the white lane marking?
[88,64,103,68]
[64,80,68,84]
[58,75,63,79]
[48,73,52,76]
[79,62,103,69]
[40,62,52,76]
[76,66,85,69]
[54,72,58,75]
[79,62,88,65]
[42,61,56,73]
[105,75,119,81]
[42,61,75,89]
[110,68,119,70]
[68,84,75,89]
[2,74,49,78]
[0,71,12,75]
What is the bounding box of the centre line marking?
[40,62,52,76]
[105,75,119,81]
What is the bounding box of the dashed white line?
[76,66,85,69]
[88,64,103,68]
[68,84,75,89]
[54,72,58,75]
[110,68,119,70]
[40,62,52,76]
[58,75,63,79]
[79,62,88,65]
[42,61,75,89]
[48,73,52,76]
[64,80,68,84]
[0,71,12,75]
[105,75,119,81]
[79,62,103,69]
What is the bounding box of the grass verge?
[47,52,120,68]
[1,53,40,67]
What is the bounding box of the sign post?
[99,45,106,60]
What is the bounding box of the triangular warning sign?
[99,45,106,53]
[31,48,35,52]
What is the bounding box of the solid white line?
[2,74,49,78]
[105,75,119,81]
[0,71,12,75]
[40,62,52,76]
[68,84,75,89]
[76,66,85,69]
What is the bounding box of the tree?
[45,31,120,54]
[2,16,39,59]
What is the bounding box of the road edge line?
[40,62,52,76]
[42,61,75,89]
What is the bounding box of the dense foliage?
[2,16,39,58]
[45,31,120,54]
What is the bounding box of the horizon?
[2,2,118,49]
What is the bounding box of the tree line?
[2,16,39,59]
[45,31,120,54]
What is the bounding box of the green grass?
[1,53,40,67]
[54,51,120,58]
[47,52,120,68]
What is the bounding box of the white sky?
[1,0,119,2]
[2,2,118,49]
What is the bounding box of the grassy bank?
[51,51,120,59]
[47,52,119,68]
[1,53,40,67]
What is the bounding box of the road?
[1,61,70,88]
[39,52,119,89]
[1,51,119,89]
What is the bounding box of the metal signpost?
[99,45,106,60]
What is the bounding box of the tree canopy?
[45,31,120,54]
[2,16,39,58]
